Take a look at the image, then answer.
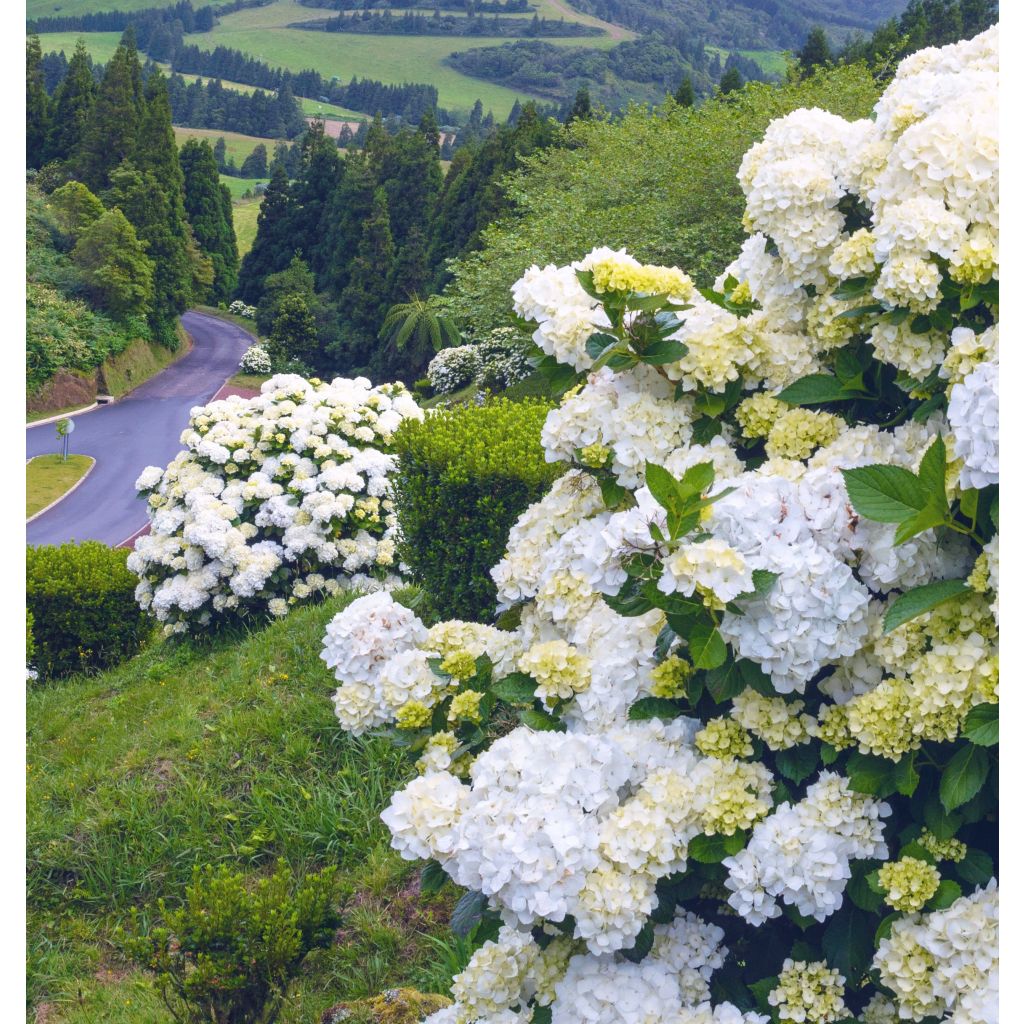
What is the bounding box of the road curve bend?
[26,311,254,547]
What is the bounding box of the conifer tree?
[268,293,318,367]
[566,87,592,124]
[340,186,395,352]
[27,35,51,170]
[72,208,155,318]
[718,66,744,95]
[673,75,695,107]
[44,41,96,165]
[798,27,832,76]
[77,33,144,190]
[315,151,376,295]
[179,138,239,303]
[236,164,295,302]
[240,143,268,179]
[286,121,343,277]
[213,136,228,171]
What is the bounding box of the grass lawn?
[27,591,468,1023]
[37,30,123,64]
[229,371,272,390]
[231,195,263,257]
[705,45,789,78]
[29,0,216,15]
[27,402,96,424]
[26,454,94,519]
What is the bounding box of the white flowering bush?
[129,374,423,634]
[228,299,256,319]
[473,327,534,390]
[239,344,272,376]
[427,345,482,395]
[322,30,997,1024]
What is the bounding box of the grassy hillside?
[28,0,215,15]
[231,194,264,257]
[27,591,466,1024]
[173,125,280,166]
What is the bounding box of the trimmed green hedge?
[27,541,150,679]
[392,398,558,621]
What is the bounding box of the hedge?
[392,398,558,621]
[27,541,151,679]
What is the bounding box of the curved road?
[27,311,254,547]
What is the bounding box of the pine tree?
[340,186,395,354]
[268,293,319,367]
[77,34,144,190]
[673,75,695,108]
[27,36,51,170]
[213,136,227,171]
[566,87,592,124]
[240,143,268,178]
[72,208,155,318]
[179,138,239,303]
[315,151,376,295]
[507,98,523,125]
[236,164,295,302]
[286,121,343,277]
[44,40,96,165]
[718,67,743,95]
[798,27,832,76]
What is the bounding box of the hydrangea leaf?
[841,464,927,523]
[940,744,990,812]
[962,703,998,746]
[450,890,487,938]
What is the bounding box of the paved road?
[27,311,254,547]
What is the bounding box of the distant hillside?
[562,0,908,49]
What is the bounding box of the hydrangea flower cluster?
[228,299,256,318]
[325,30,997,1024]
[129,374,422,633]
[239,343,272,376]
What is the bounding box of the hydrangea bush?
[321,30,998,1024]
[239,343,272,376]
[129,374,422,633]
[426,328,534,396]
[228,299,256,319]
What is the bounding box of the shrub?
[27,541,150,679]
[129,374,423,634]
[121,860,338,1024]
[472,326,533,390]
[426,345,481,395]
[228,299,256,319]
[239,343,272,375]
[392,398,558,620]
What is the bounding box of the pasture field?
[231,195,264,258]
[705,45,789,77]
[173,126,279,165]
[219,174,269,201]
[37,30,122,64]
[29,0,215,16]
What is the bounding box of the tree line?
[304,10,602,36]
[299,0,532,10]
[234,102,561,379]
[28,33,240,342]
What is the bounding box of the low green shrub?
[121,860,339,1024]
[26,541,150,679]
[392,398,558,621]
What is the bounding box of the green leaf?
[847,751,903,796]
[832,276,873,300]
[692,415,721,445]
[926,879,962,911]
[620,920,655,963]
[639,337,687,365]
[585,332,618,359]
[823,908,875,984]
[883,579,970,633]
[599,476,627,508]
[491,675,540,705]
[916,437,947,506]
[628,697,683,722]
[450,891,487,938]
[688,622,727,670]
[420,860,448,896]
[893,754,920,797]
[704,660,747,703]
[875,912,901,947]
[962,703,998,747]
[893,507,948,545]
[910,314,932,334]
[678,461,716,501]
[748,977,778,1014]
[954,848,994,885]
[532,1008,553,1024]
[645,462,681,515]
[521,708,565,733]
[750,569,779,596]
[775,744,820,785]
[689,831,746,863]
[833,303,884,320]
[847,863,884,913]
[777,374,853,406]
[930,306,954,332]
[940,745,990,811]
[841,464,926,523]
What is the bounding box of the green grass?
[220,173,268,200]
[37,30,123,64]
[26,402,97,424]
[173,125,279,166]
[229,372,272,391]
[27,591,468,1024]
[705,45,789,77]
[230,197,264,259]
[101,335,187,398]
[26,454,94,519]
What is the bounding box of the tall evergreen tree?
[673,75,695,107]
[286,121,344,277]
[77,33,144,190]
[340,186,395,356]
[213,136,227,171]
[718,66,744,95]
[27,35,51,170]
[315,151,376,296]
[179,138,239,303]
[566,87,592,124]
[236,164,295,302]
[798,27,832,76]
[240,143,268,178]
[44,41,96,165]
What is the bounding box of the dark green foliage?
[179,139,239,303]
[798,26,833,75]
[673,75,695,107]
[27,35,51,170]
[121,860,339,1024]
[718,66,744,94]
[237,164,294,303]
[76,34,144,191]
[268,293,319,368]
[240,142,269,178]
[255,255,316,336]
[26,541,150,680]
[285,121,344,279]
[48,180,104,240]
[392,398,558,620]
[44,41,96,166]
[566,87,593,124]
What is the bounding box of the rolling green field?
[37,30,123,64]
[705,45,789,77]
[29,0,215,15]
[232,196,264,258]
[219,174,269,200]
[173,126,279,165]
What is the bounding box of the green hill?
[27,590,464,1023]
